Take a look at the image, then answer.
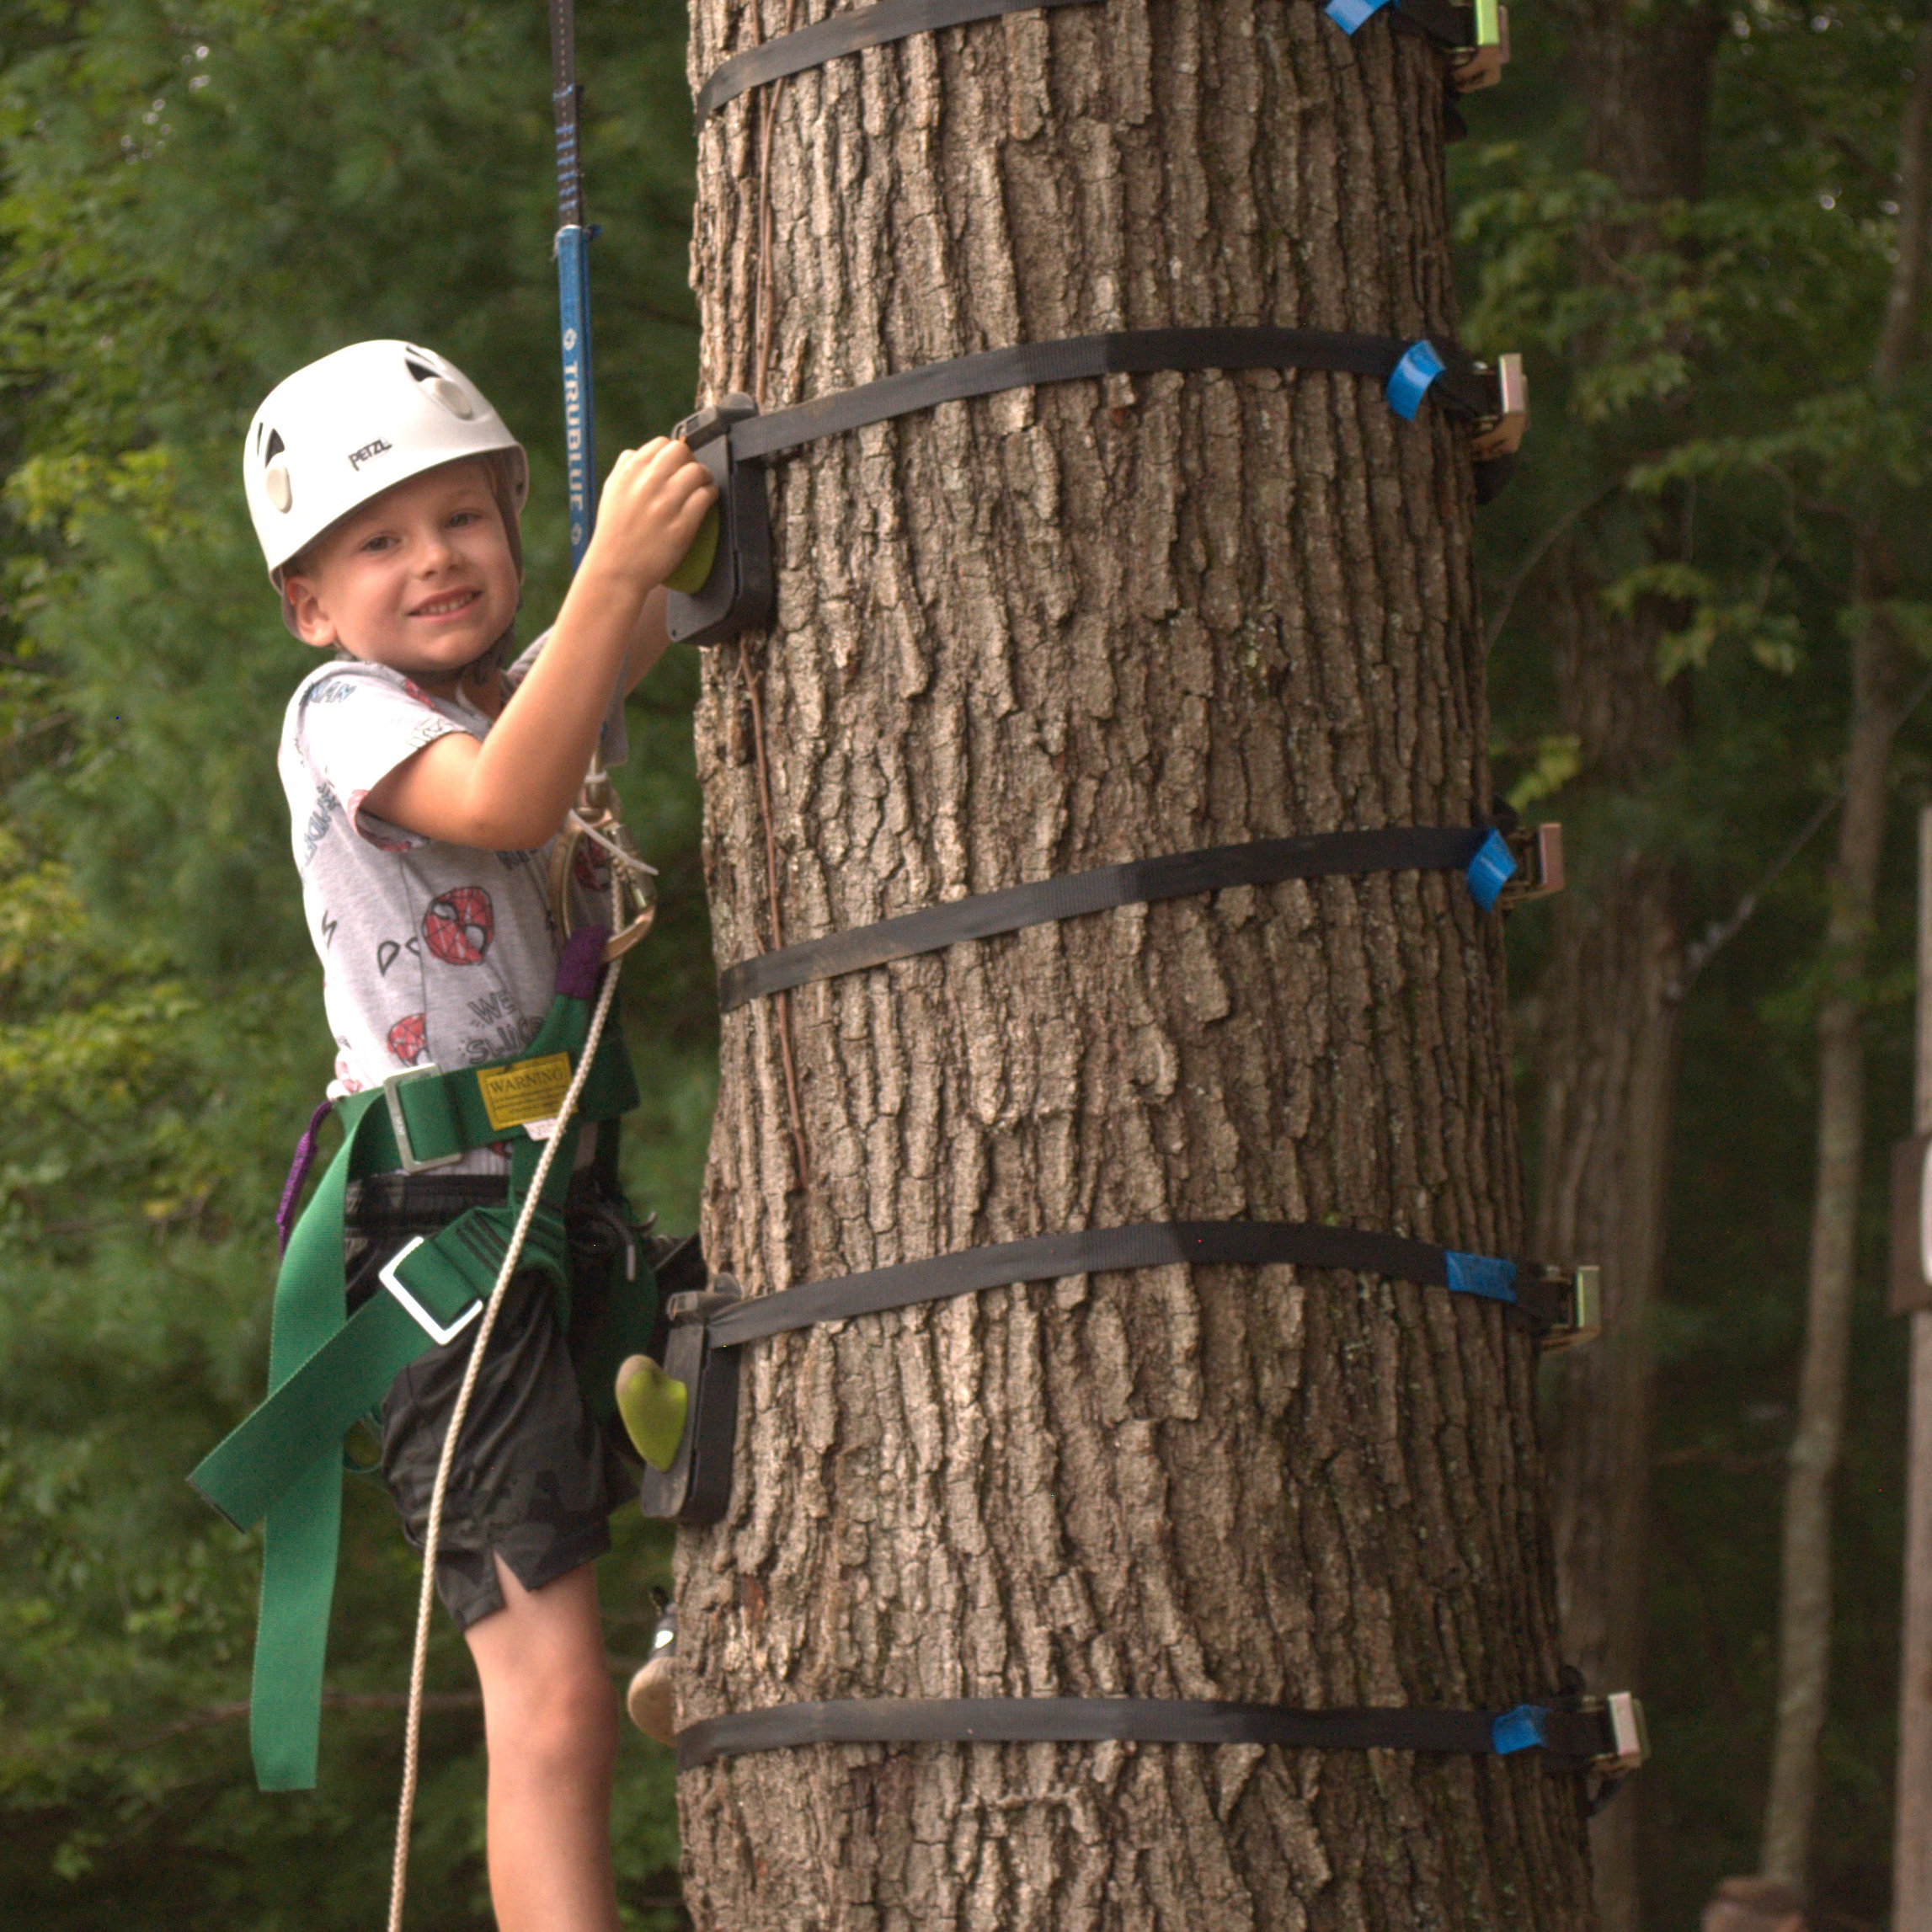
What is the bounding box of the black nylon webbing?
[718,826,1486,1011]
[729,328,1493,467]
[676,1696,1614,1770]
[695,0,1481,124]
[696,0,1099,120]
[707,1219,1474,1348]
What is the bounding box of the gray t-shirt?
[279,637,603,1140]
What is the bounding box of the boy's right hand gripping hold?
[581,438,716,601]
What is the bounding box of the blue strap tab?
[1491,1705,1550,1755]
[1463,828,1516,910]
[1385,339,1446,420]
[1325,0,1395,29]
[1445,1250,1518,1305]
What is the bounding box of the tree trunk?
[1759,29,1932,1889]
[676,3,1595,1924]
[1531,574,1687,1932]
[1526,6,1718,1925]
[1892,808,1932,1932]
[1759,621,1913,1887]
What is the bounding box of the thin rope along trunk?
[678,0,1595,1924]
[386,903,624,1932]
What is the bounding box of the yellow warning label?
[477,1053,572,1132]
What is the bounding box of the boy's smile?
[280,458,520,690]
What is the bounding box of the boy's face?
[281,459,519,684]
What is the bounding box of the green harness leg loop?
[246,1088,378,1792]
[189,988,644,1792]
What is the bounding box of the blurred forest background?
[0,1,1926,1927]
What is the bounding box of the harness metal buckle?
[379,1236,485,1347]
[382,1062,465,1175]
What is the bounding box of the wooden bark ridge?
[659,0,1630,1921]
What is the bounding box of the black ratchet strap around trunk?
[638,1222,1591,1524]
[668,330,1515,643]
[730,326,1499,464]
[706,1218,1569,1349]
[696,0,1100,120]
[694,0,1483,125]
[675,1695,1622,1771]
[718,825,1493,1011]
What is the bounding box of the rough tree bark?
[1759,25,1932,1890]
[1528,6,1719,1927]
[675,2,1597,1924]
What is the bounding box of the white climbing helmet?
[243,340,528,581]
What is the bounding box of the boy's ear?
[280,574,338,649]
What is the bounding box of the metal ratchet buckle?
[1453,1,1509,85]
[1470,351,1528,461]
[377,1236,484,1347]
[382,1063,465,1175]
[1499,821,1564,907]
[1586,1692,1649,1774]
[1527,1262,1602,1350]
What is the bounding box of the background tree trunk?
[1531,586,1686,1932]
[1527,5,1718,1925]
[675,2,1597,1924]
[1758,31,1932,1889]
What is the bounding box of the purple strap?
[556,923,610,1001]
[276,1100,336,1255]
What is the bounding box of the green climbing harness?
[189,974,651,1791]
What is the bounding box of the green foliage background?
[0,3,709,1924]
[0,1,1926,1926]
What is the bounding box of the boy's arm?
[623,584,675,694]
[368,440,712,850]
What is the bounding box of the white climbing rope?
[384,877,627,1932]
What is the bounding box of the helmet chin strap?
[458,616,520,684]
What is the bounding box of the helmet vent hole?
[263,429,286,463]
[404,355,473,419]
[425,377,473,420]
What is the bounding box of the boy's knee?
[494,1661,618,1777]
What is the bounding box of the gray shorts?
[344,1172,639,1630]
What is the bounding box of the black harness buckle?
[636,1278,742,1524]
[665,395,775,648]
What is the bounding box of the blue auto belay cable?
[550,0,627,763]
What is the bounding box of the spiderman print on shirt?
[387,1013,428,1065]
[422,886,494,965]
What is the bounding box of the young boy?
[244,339,714,1932]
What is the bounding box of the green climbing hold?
[616,1353,689,1471]
[664,503,719,595]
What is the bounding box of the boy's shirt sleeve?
[292,664,473,854]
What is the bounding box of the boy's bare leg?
[465,1555,622,1932]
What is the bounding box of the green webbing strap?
[245,1086,379,1791]
[366,1018,639,1172]
[189,1205,575,1534]
[195,989,631,1791]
